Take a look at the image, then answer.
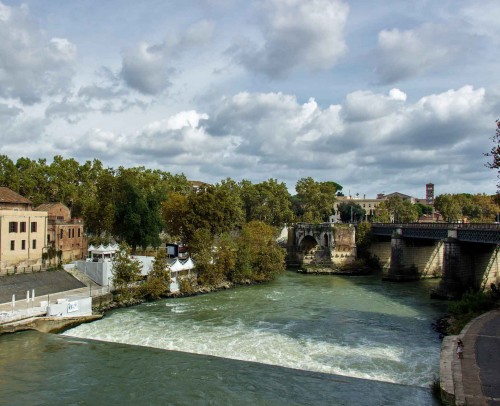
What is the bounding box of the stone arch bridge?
[286,223,356,268]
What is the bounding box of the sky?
[0,0,499,199]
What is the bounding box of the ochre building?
[0,187,48,275]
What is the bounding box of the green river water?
[0,272,447,405]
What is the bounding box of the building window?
[21,240,26,250]
[78,228,81,238]
[10,240,15,250]
[32,240,37,249]
[31,222,37,232]
[60,230,63,239]
[68,229,71,238]
[9,222,18,233]
[20,222,27,232]
[47,234,51,243]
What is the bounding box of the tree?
[234,221,285,283]
[189,228,218,285]
[113,168,164,251]
[374,196,418,223]
[112,243,142,291]
[415,202,433,217]
[294,177,341,222]
[213,233,237,281]
[338,201,366,223]
[434,194,462,222]
[485,119,500,192]
[183,179,244,241]
[141,249,171,299]
[162,192,190,241]
[240,179,295,227]
[0,155,19,191]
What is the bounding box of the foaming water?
[66,272,445,388]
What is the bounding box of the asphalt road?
[476,314,500,402]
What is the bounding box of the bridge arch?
[298,235,319,252]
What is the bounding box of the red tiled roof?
[0,187,32,204]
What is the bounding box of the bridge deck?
[371,223,500,244]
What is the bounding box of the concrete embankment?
[0,314,103,335]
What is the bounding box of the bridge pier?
[433,237,464,299]
[383,229,420,281]
[371,223,500,298]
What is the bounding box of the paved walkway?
[0,269,110,325]
[442,309,500,405]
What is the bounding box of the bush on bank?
[446,285,500,334]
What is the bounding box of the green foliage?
[294,177,341,223]
[183,179,244,241]
[189,228,221,286]
[485,119,500,192]
[233,221,285,283]
[447,288,499,334]
[415,202,433,217]
[113,168,164,251]
[434,193,499,222]
[373,196,419,223]
[112,243,143,291]
[239,178,295,227]
[356,221,372,250]
[141,249,171,300]
[338,201,366,223]
[178,275,196,295]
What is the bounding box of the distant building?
[0,187,48,275]
[377,192,418,203]
[189,180,211,193]
[426,183,435,206]
[330,195,383,222]
[35,203,87,262]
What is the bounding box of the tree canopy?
[294,177,342,223]
[338,201,366,223]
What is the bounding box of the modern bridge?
[369,223,500,298]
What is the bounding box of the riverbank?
[439,309,500,405]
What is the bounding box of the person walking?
[456,338,464,359]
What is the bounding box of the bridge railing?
[371,222,500,230]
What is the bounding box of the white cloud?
[343,88,407,122]
[374,24,464,83]
[120,20,215,94]
[232,0,349,77]
[0,2,76,104]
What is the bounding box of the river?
[0,272,446,405]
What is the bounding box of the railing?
[371,223,500,244]
[372,222,500,230]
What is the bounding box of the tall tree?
[294,177,341,223]
[485,119,500,192]
[434,194,462,222]
[0,155,19,191]
[112,242,142,290]
[113,169,164,251]
[234,221,285,283]
[240,179,295,227]
[338,201,366,223]
[141,249,171,299]
[374,196,418,223]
